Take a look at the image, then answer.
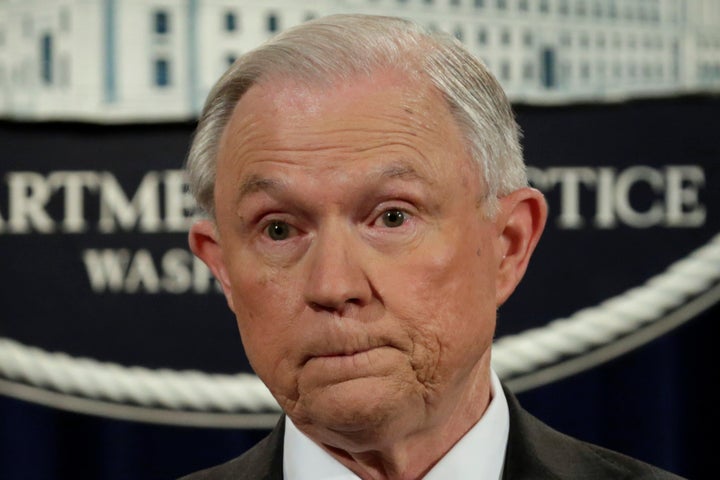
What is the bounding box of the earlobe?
[188,220,236,312]
[495,188,548,307]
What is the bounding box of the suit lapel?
[501,385,555,480]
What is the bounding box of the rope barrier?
[1,233,719,417]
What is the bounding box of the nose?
[303,226,372,315]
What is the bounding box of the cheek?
[399,232,497,317]
[227,261,303,372]
[383,234,497,378]
[229,255,291,319]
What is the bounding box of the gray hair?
[186,14,527,218]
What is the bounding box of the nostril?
[309,301,337,313]
[309,297,362,313]
[309,301,324,312]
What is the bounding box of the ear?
[188,220,236,312]
[494,187,547,307]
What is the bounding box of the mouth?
[316,347,373,358]
[301,345,389,367]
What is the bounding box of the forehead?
[216,70,475,189]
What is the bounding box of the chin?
[293,377,421,443]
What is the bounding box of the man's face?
[204,71,509,447]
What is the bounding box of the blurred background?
[1,1,719,478]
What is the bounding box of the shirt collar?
[283,370,509,480]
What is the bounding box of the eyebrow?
[237,175,282,201]
[235,161,432,203]
[380,163,427,182]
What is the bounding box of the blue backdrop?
[1,96,717,479]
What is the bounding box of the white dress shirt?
[283,369,509,480]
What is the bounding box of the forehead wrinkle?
[234,160,435,207]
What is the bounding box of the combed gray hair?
[186,13,527,218]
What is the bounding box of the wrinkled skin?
[190,70,546,479]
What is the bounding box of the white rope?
[0,339,281,412]
[492,232,720,378]
[1,232,719,414]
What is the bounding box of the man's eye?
[266,221,292,241]
[381,209,405,228]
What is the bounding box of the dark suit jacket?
[179,385,685,479]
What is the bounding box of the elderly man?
[182,14,683,480]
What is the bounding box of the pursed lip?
[301,345,388,366]
[315,347,374,358]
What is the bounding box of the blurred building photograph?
[0,0,719,121]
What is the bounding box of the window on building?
[474,0,484,7]
[496,0,506,10]
[155,58,170,86]
[580,62,590,81]
[624,5,635,21]
[543,48,557,87]
[450,0,460,6]
[41,34,53,84]
[608,2,617,18]
[697,64,707,81]
[424,0,434,4]
[646,64,656,79]
[522,62,534,81]
[267,13,279,32]
[477,28,487,45]
[501,29,511,45]
[305,12,317,21]
[539,0,549,13]
[227,54,237,66]
[590,0,603,18]
[0,29,4,46]
[559,0,569,15]
[576,0,587,17]
[656,64,664,79]
[597,62,606,80]
[560,33,571,47]
[500,62,511,81]
[596,33,605,48]
[650,5,660,22]
[559,62,571,84]
[454,26,464,41]
[154,11,169,34]
[523,31,533,47]
[518,0,529,11]
[225,12,237,32]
